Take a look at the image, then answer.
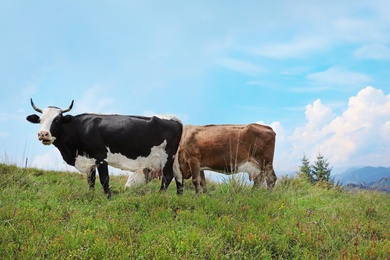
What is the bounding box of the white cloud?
[323,87,390,164]
[287,86,390,168]
[288,99,334,164]
[307,67,371,89]
[304,99,334,131]
[252,36,328,59]
[291,99,334,142]
[354,44,390,60]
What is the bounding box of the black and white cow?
[26,99,183,198]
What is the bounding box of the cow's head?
[143,167,163,183]
[26,98,74,145]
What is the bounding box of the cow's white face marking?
[107,140,168,172]
[38,107,62,145]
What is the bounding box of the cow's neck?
[53,139,77,166]
[52,122,79,166]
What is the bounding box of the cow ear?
[61,115,74,124]
[26,114,40,124]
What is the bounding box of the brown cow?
[173,123,277,194]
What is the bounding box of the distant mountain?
[335,166,390,193]
[336,166,390,184]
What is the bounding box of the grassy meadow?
[1,163,390,259]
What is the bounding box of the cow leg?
[87,167,97,190]
[96,161,111,199]
[160,158,185,195]
[200,170,207,193]
[160,169,184,195]
[160,174,184,195]
[190,163,202,195]
[175,178,184,195]
[160,175,173,191]
[160,161,175,192]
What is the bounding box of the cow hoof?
[106,190,112,199]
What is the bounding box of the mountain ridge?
[334,166,390,192]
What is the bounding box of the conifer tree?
[298,155,314,183]
[311,153,333,184]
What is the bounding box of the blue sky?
[1,1,389,175]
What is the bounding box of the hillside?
[1,164,390,259]
[334,166,390,192]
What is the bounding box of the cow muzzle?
[38,131,54,145]
[144,168,163,183]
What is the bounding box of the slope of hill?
[336,166,390,184]
[1,164,390,259]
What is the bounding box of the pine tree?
[311,153,333,184]
[298,155,315,183]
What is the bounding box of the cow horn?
[62,100,74,113]
[30,98,42,113]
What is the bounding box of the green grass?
[1,163,390,259]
